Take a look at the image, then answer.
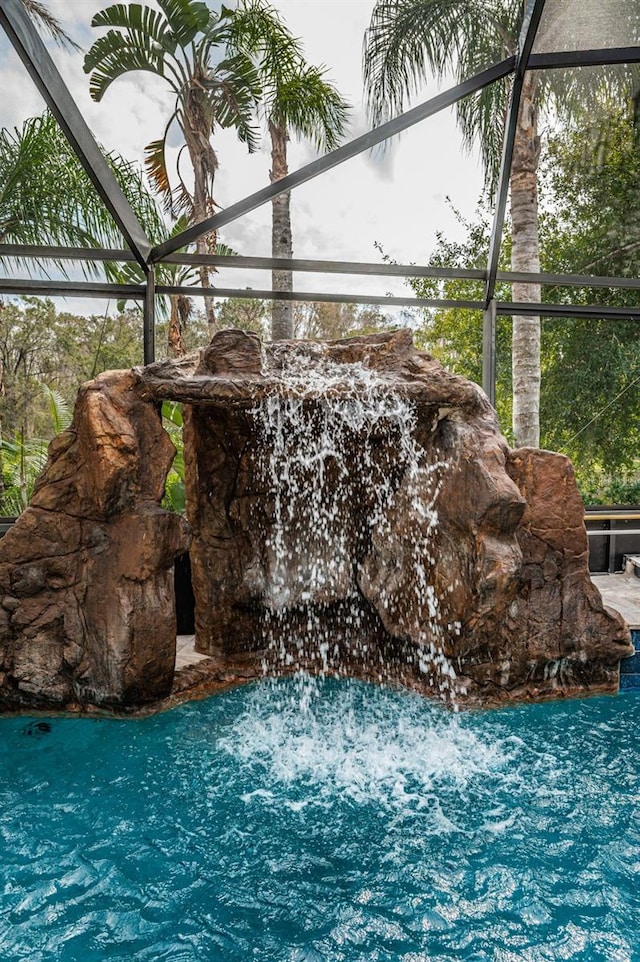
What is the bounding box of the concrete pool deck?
[174,572,640,673]
[592,571,640,629]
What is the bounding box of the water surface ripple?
[1,679,639,961]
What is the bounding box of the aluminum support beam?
[484,0,547,308]
[482,300,497,406]
[161,252,486,281]
[0,278,144,298]
[0,244,136,263]
[155,285,483,311]
[498,270,640,290]
[498,301,640,320]
[150,58,516,262]
[0,0,152,268]
[528,46,640,69]
[143,268,155,364]
[2,276,638,321]
[4,245,640,293]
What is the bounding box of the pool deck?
[174,573,640,671]
[592,571,640,628]
[175,634,209,670]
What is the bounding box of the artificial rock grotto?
[0,329,631,712]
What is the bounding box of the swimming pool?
[1,679,638,961]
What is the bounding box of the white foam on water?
[220,680,511,813]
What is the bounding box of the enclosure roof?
[0,0,639,386]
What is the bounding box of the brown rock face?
[0,330,630,711]
[140,329,630,705]
[0,371,189,710]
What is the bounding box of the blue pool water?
[1,679,639,962]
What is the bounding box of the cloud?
[1,0,485,318]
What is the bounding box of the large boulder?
[0,370,189,710]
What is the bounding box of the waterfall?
[251,347,459,703]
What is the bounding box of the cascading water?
[250,347,460,704]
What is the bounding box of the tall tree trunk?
[270,120,293,340]
[168,294,187,357]
[510,71,541,448]
[184,90,218,341]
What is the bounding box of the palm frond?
[270,65,350,151]
[40,384,72,435]
[157,0,211,47]
[226,0,303,82]
[84,29,167,101]
[90,3,177,53]
[144,115,176,213]
[207,52,263,150]
[20,0,80,51]
[363,0,522,187]
[0,110,167,276]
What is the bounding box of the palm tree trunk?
[510,72,541,448]
[184,93,218,340]
[270,120,293,340]
[168,294,186,357]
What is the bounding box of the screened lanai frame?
[1,0,640,406]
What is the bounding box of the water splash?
[221,679,508,813]
[250,348,459,703]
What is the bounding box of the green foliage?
[403,208,514,438]
[409,108,640,496]
[0,297,149,515]
[578,470,640,507]
[216,296,270,336]
[536,108,640,481]
[0,434,49,517]
[161,401,186,514]
[0,111,166,273]
[230,0,349,151]
[41,384,72,436]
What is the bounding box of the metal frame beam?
[482,300,497,405]
[159,252,486,281]
[150,58,516,262]
[497,301,640,320]
[2,277,639,323]
[528,46,640,69]
[0,244,136,263]
[155,285,483,311]
[0,278,144,298]
[143,267,155,364]
[4,246,640,292]
[0,0,152,268]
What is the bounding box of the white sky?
[0,0,486,315]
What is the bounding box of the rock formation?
[0,371,189,710]
[0,329,631,711]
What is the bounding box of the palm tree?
[229,0,350,340]
[0,109,165,509]
[363,0,635,447]
[85,0,263,336]
[0,111,165,265]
